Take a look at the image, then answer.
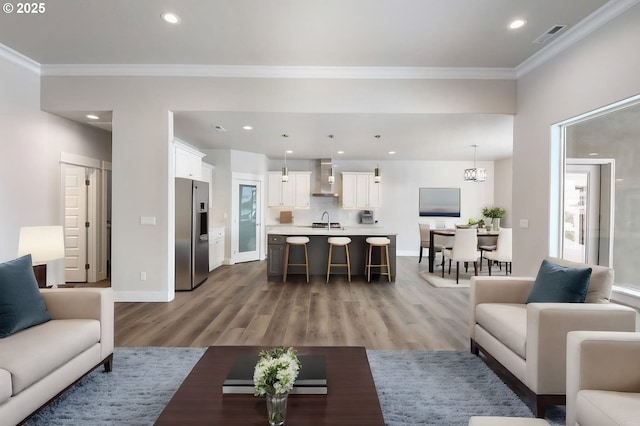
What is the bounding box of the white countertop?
[267,225,396,236]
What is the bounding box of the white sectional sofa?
[470,257,637,418]
[0,287,114,426]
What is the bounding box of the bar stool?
[283,236,310,282]
[365,237,391,282]
[326,237,352,283]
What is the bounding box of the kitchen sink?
[311,222,342,229]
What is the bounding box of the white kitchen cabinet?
[267,171,311,207]
[209,227,225,271]
[293,172,311,207]
[175,140,205,179]
[341,172,380,208]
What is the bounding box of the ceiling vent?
[533,25,567,44]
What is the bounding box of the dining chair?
[441,229,480,283]
[478,235,497,271]
[484,228,512,275]
[418,223,443,263]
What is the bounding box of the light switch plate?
[140,216,156,225]
[519,219,529,228]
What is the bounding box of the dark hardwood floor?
[114,256,470,350]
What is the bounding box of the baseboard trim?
[114,291,174,302]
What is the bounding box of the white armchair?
[470,257,637,418]
[566,330,640,426]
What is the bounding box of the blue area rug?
[25,347,565,426]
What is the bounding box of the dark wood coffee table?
[154,346,385,425]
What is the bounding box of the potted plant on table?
[482,207,506,231]
[254,347,301,426]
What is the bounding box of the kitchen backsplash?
[266,196,378,227]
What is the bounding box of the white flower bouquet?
[253,347,301,396]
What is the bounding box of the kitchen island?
[267,226,397,281]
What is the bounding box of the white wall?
[0,53,111,285]
[514,3,640,275]
[494,157,512,228]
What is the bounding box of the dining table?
[427,229,500,273]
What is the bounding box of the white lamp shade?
[17,226,65,265]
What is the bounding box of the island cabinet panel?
[267,172,311,207]
[267,235,285,275]
[342,172,380,208]
[267,232,395,281]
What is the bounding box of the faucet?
[321,211,330,228]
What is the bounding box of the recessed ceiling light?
[616,178,624,182]
[337,150,345,154]
[286,150,293,154]
[212,124,227,132]
[242,125,253,130]
[161,12,181,24]
[588,152,599,156]
[388,151,396,155]
[86,114,99,120]
[509,19,527,30]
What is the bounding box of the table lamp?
[17,226,65,288]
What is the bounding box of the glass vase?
[266,392,288,426]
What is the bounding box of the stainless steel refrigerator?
[175,178,209,291]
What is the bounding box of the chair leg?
[346,245,351,282]
[479,251,483,271]
[441,255,445,278]
[326,244,333,283]
[473,261,478,276]
[367,244,373,282]
[419,246,423,263]
[283,243,290,282]
[304,244,309,283]
[488,258,492,276]
[448,259,452,274]
[385,245,391,282]
[456,261,459,284]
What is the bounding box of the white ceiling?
[0,0,616,161]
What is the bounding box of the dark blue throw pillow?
[526,259,592,304]
[0,255,51,338]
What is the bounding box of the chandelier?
[464,144,486,182]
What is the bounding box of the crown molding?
[0,43,40,74]
[516,0,640,78]
[40,64,516,80]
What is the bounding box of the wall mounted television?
[419,188,461,217]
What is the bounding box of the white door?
[232,177,262,263]
[64,165,88,282]
[564,164,601,264]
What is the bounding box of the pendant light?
[328,134,335,184]
[374,135,381,183]
[281,134,289,182]
[464,144,487,182]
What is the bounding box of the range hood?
[312,159,339,197]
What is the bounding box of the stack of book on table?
[223,354,327,395]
